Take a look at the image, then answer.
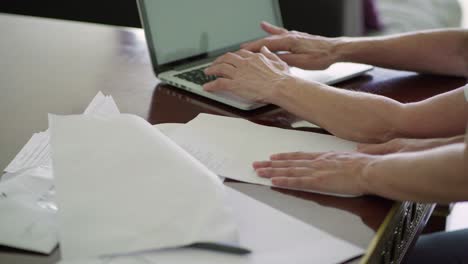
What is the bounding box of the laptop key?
[175,67,217,85]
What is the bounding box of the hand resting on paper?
[253,151,375,196]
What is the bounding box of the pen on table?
[187,242,251,255]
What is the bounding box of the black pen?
[187,242,251,255]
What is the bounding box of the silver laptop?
[137,0,373,110]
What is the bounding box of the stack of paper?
[0,92,120,253]
[0,169,57,253]
[3,92,119,176]
[49,113,238,260]
[163,114,358,196]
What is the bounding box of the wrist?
[333,37,358,63]
[359,156,382,195]
[267,74,300,105]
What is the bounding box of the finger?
[256,167,313,178]
[272,175,363,196]
[212,52,243,67]
[271,177,312,189]
[270,152,325,160]
[203,78,234,92]
[242,37,293,53]
[272,175,327,189]
[260,21,288,35]
[271,176,329,192]
[260,46,281,62]
[204,63,236,79]
[253,160,315,169]
[235,49,254,58]
[357,143,391,155]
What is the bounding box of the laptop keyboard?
[175,67,217,85]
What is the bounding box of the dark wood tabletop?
[0,13,466,264]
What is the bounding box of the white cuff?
[464,84,468,102]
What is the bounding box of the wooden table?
[0,13,466,264]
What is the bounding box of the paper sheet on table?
[153,123,183,137]
[50,114,238,260]
[168,114,358,197]
[291,120,320,129]
[0,91,121,254]
[3,91,119,174]
[0,169,57,254]
[58,186,363,264]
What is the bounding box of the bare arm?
[243,23,468,77]
[254,142,468,203]
[272,77,468,142]
[361,143,468,203]
[205,48,468,143]
[358,135,465,154]
[337,29,468,77]
[271,76,404,142]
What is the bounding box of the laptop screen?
[139,0,282,66]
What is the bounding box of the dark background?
[0,0,353,37]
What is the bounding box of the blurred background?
[0,0,467,36]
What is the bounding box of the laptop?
[137,0,373,110]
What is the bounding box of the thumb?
[261,21,288,35]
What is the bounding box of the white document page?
[0,92,120,253]
[168,114,358,196]
[0,170,57,254]
[50,114,238,260]
[58,186,363,264]
[3,92,119,174]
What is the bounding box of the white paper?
[58,186,363,264]
[0,92,121,254]
[291,120,320,129]
[0,169,57,254]
[153,123,183,137]
[3,92,119,174]
[49,114,238,260]
[290,62,372,85]
[168,114,358,197]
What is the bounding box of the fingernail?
[256,169,267,177]
[271,178,279,185]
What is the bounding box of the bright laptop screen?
[141,0,282,65]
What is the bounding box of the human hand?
[203,46,291,103]
[357,138,453,155]
[253,151,377,196]
[241,21,342,70]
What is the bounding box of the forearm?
[362,143,468,203]
[335,29,468,77]
[271,76,404,143]
[399,88,468,138]
[416,135,466,151]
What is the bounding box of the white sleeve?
[464,84,468,102]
